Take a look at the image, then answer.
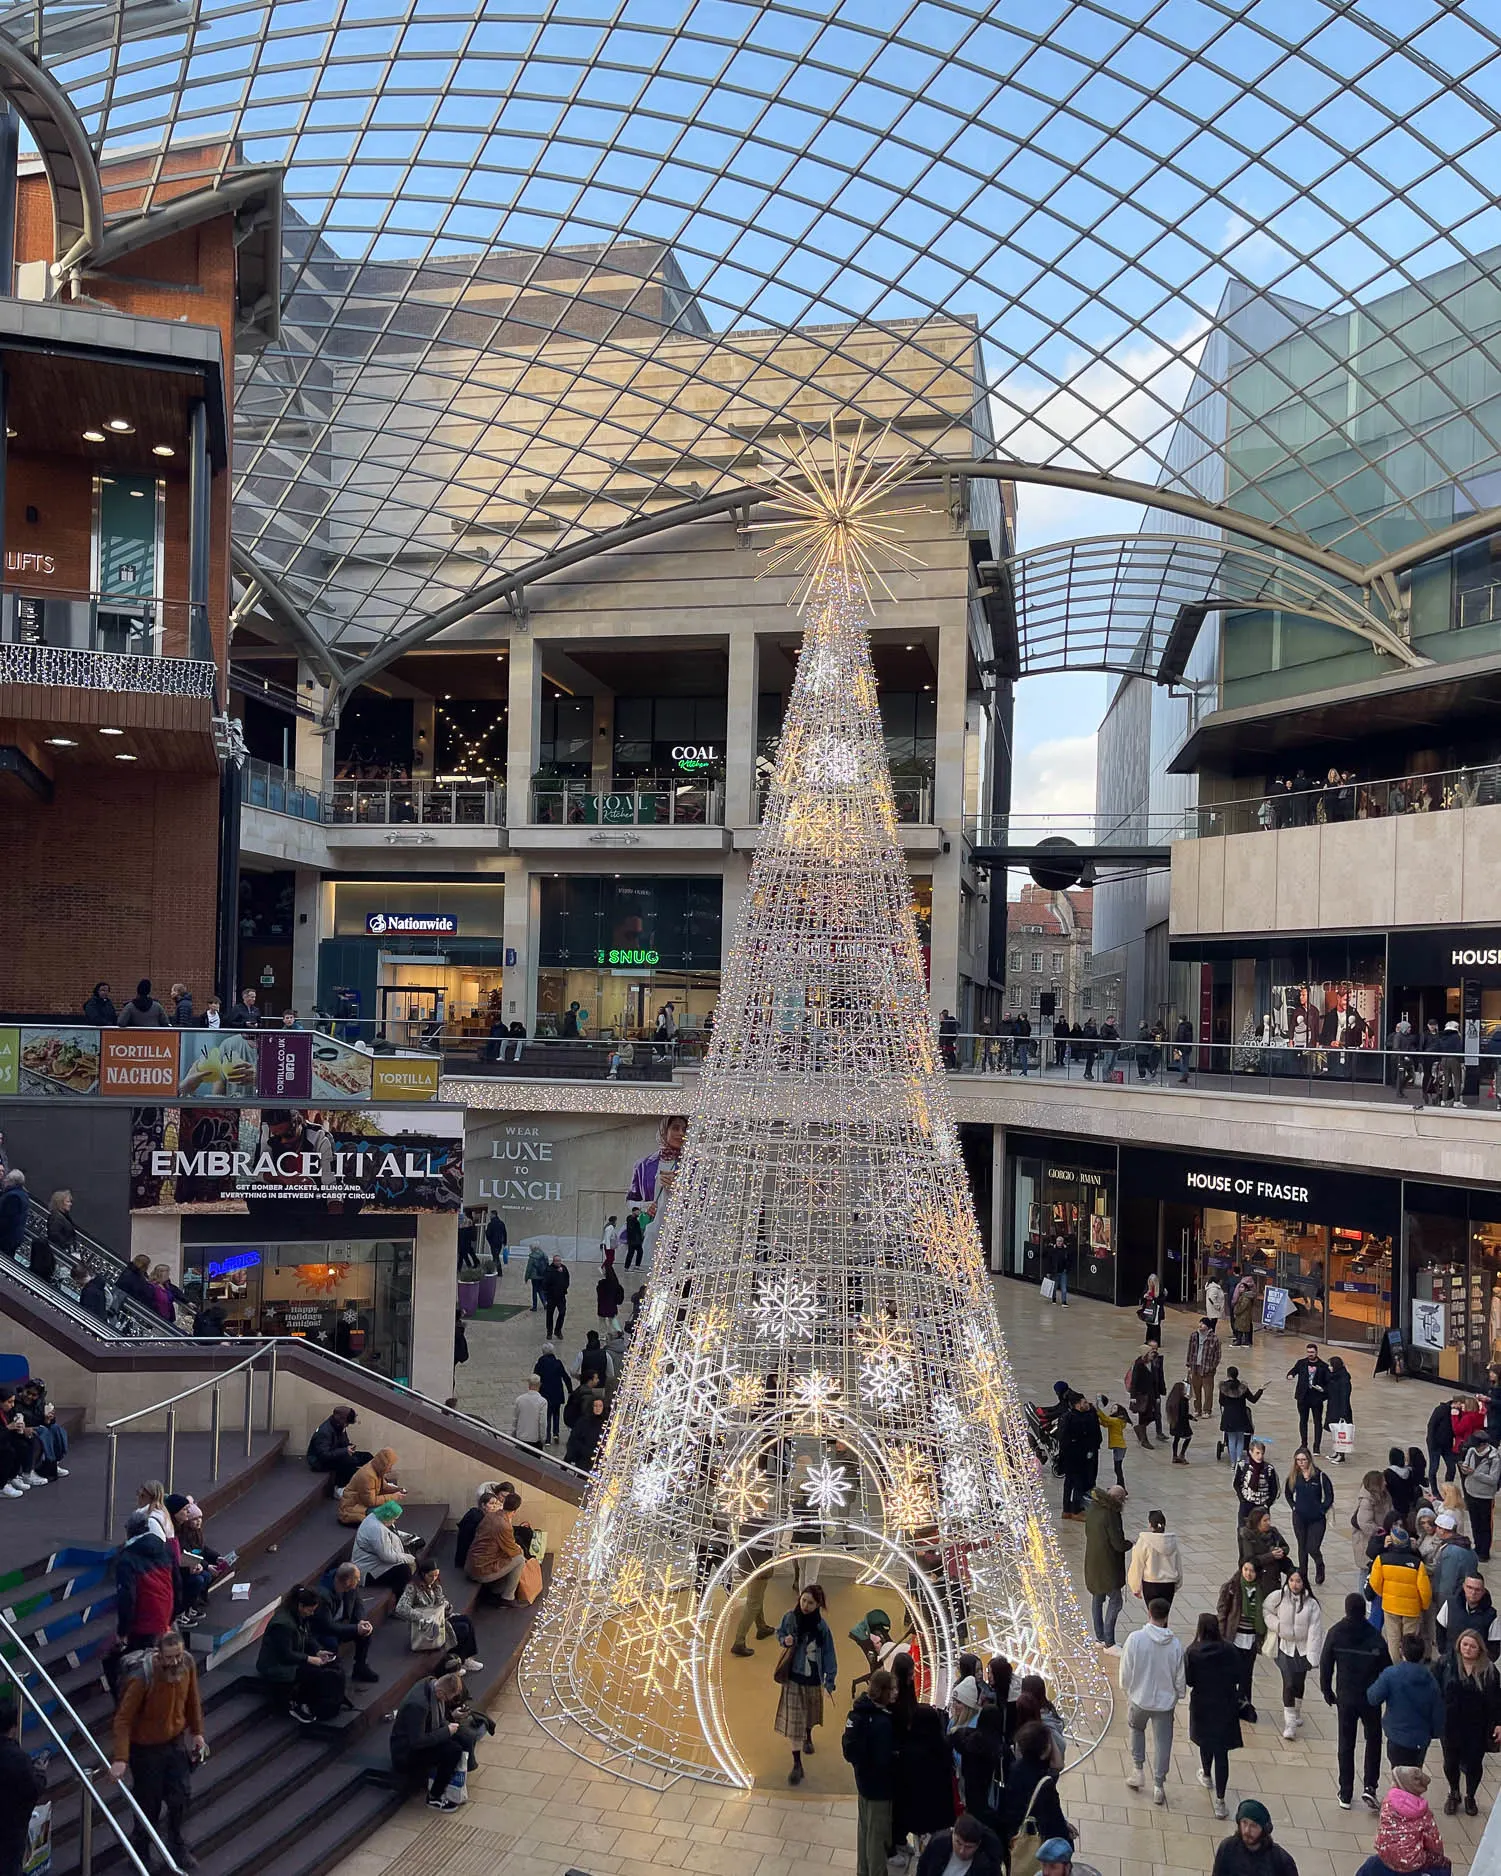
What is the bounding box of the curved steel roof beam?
[0,28,103,270]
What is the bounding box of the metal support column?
[187,399,212,662]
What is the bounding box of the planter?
[457,1278,481,1312]
[477,1272,498,1309]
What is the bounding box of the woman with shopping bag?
[1326,1356,1355,1465]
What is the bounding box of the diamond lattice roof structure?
[35,0,1501,686]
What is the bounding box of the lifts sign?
[366,912,458,936]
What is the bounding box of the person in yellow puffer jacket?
[1369,1526,1433,1662]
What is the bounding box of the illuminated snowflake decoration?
[791,1369,844,1432]
[717,1456,772,1525]
[943,1454,983,1521]
[751,1274,821,1344]
[631,1459,675,1511]
[803,732,862,788]
[801,1457,852,1515]
[933,1390,965,1443]
[857,1316,915,1413]
[583,1478,623,1583]
[614,1579,693,1697]
[885,1445,934,1531]
[724,1370,767,1413]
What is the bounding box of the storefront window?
[185,1239,415,1381]
[1011,1149,1116,1299]
[1407,1195,1474,1384]
[536,967,719,1037]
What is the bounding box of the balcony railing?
[531,778,724,826]
[325,777,504,825]
[757,780,933,822]
[241,764,505,825]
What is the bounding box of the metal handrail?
[0,1254,152,1345]
[0,1609,184,1876]
[103,1345,277,1538]
[95,1336,587,1537]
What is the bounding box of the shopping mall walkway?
[340,1278,1486,1876]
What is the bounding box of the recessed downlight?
[82,429,105,442]
[100,726,125,736]
[152,445,175,458]
[114,752,137,761]
[105,418,135,434]
[45,736,76,747]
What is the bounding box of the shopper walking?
[109,1630,205,1871]
[1187,1316,1222,1420]
[1239,1510,1294,1601]
[1119,1598,1184,1806]
[1218,1368,1263,1468]
[1138,1273,1166,1345]
[1426,1397,1460,1490]
[532,1342,572,1445]
[1435,1626,1501,1815]
[1367,1635,1446,1769]
[1233,1438,1280,1524]
[1263,1571,1323,1740]
[1353,1471,1393,1579]
[1127,1509,1183,1615]
[841,1667,898,1876]
[1128,1345,1165,1449]
[1320,1591,1390,1812]
[775,1585,837,1785]
[1184,1613,1242,1820]
[524,1244,549,1311]
[1369,1527,1432,1662]
[1325,1355,1354,1464]
[1217,1560,1268,1720]
[1284,1448,1335,1584]
[1165,1380,1192,1463]
[1435,1571,1499,1658]
[1084,1482,1130,1651]
[542,1253,570,1339]
[1461,1426,1501,1561]
[1057,1392,1101,1519]
[1363,1766,1447,1876]
[1428,1513,1479,1614]
[1285,1344,1331,1455]
[1230,1270,1258,1348]
[1210,1798,1298,1876]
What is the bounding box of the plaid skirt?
[775,1678,824,1741]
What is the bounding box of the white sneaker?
[1213,1798,1228,1820]
[1281,1710,1297,1740]
[1153,1784,1166,1807]
[2,1483,22,1498]
[23,1473,46,1487]
[1102,1643,1122,1656]
[462,1657,484,1672]
[1125,1767,1143,1790]
[1196,1769,1211,1788]
[11,1476,29,1490]
[54,1466,69,1478]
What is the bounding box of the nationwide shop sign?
[130,1105,464,1213]
[256,1030,313,1101]
[99,1031,178,1096]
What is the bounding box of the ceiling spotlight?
[4,427,14,439]
[82,429,105,442]
[100,726,124,736]
[114,752,137,761]
[151,445,175,458]
[45,736,76,747]
[105,418,135,434]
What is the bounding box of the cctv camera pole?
[214,718,246,1007]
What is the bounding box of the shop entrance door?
[379,983,445,1047]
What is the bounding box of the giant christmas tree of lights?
[520,432,1110,1787]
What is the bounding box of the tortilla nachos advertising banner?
[130,1106,463,1216]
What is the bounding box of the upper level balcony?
[239,760,508,864]
[511,775,729,853]
[0,589,217,701]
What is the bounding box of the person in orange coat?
[464,1489,526,1602]
[337,1447,402,1526]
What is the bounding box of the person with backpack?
[842,1666,899,1876]
[256,1584,345,1724]
[114,1509,176,1655]
[524,1244,550,1311]
[108,1630,205,1871]
[1462,1428,1501,1562]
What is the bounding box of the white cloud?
[1005,732,1099,899]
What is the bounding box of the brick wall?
[0,764,219,1011]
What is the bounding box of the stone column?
[506,635,541,829]
[410,1212,459,1398]
[503,861,539,1031]
[292,867,321,1016]
[724,628,759,828]
[990,1123,1007,1274]
[928,621,968,1019]
[294,665,334,784]
[592,691,614,792]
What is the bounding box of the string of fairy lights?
[519,431,1110,1788]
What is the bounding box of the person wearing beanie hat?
[118,979,168,1027]
[351,1495,414,1593]
[1210,1796,1298,1874]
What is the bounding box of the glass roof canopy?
[38,0,1501,686]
